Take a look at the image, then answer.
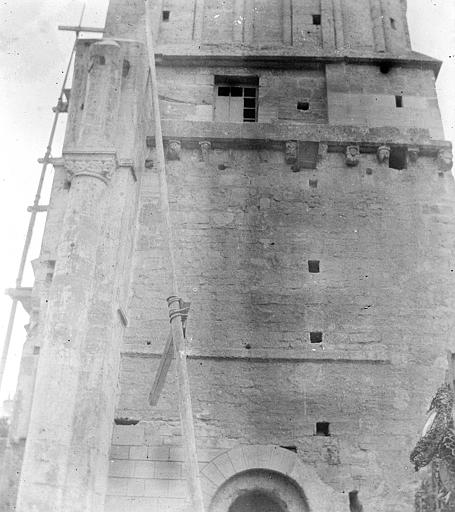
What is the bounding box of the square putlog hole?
[315,422,330,436]
[162,10,170,21]
[310,331,323,343]
[308,260,320,273]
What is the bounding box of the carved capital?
[64,154,117,184]
[407,146,420,163]
[285,141,298,164]
[377,145,391,164]
[166,140,181,161]
[345,145,360,167]
[438,148,453,172]
[199,141,212,162]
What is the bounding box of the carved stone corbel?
[437,148,453,172]
[166,140,182,161]
[64,154,117,184]
[345,145,360,167]
[407,146,420,163]
[199,141,212,162]
[377,145,391,164]
[285,141,298,164]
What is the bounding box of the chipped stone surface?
[3,1,455,512]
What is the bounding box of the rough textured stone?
[2,1,454,512]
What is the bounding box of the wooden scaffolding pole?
[144,2,205,510]
[0,8,86,394]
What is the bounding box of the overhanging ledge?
[147,121,451,155]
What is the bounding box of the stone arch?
[200,445,349,512]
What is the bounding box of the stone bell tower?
[2,1,455,511]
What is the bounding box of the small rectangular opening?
[310,331,323,343]
[114,418,140,426]
[309,179,318,188]
[33,346,40,355]
[312,14,321,25]
[308,260,320,273]
[390,17,396,30]
[162,10,170,21]
[315,422,330,436]
[389,147,407,170]
[395,95,403,108]
[280,446,297,453]
[297,101,310,111]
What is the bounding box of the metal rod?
[58,25,105,33]
[0,9,83,394]
[144,1,205,510]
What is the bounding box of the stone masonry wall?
[157,66,328,125]
[106,147,455,512]
[326,64,444,138]
[105,0,411,53]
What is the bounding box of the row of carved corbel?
[344,145,452,171]
[164,139,453,173]
[166,140,212,162]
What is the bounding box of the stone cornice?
[147,121,451,155]
[154,48,441,75]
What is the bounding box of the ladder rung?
[27,205,49,213]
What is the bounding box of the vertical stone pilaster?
[370,0,386,52]
[15,154,117,512]
[244,0,255,45]
[321,0,335,50]
[193,0,205,42]
[15,37,127,512]
[233,0,244,43]
[332,0,344,49]
[77,40,122,149]
[380,0,393,52]
[282,0,293,45]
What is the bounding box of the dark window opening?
[379,61,392,74]
[390,18,396,30]
[315,422,330,436]
[395,95,403,108]
[33,346,40,355]
[231,86,243,97]
[366,168,373,175]
[308,260,320,273]
[215,76,259,123]
[162,10,170,21]
[312,14,321,25]
[310,331,323,343]
[389,147,407,170]
[309,179,318,188]
[280,446,297,453]
[297,101,310,111]
[218,86,230,97]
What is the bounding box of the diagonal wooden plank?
[149,329,174,406]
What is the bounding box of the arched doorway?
[200,445,350,511]
[209,469,309,512]
[228,490,286,512]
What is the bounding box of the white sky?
[0,0,454,402]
